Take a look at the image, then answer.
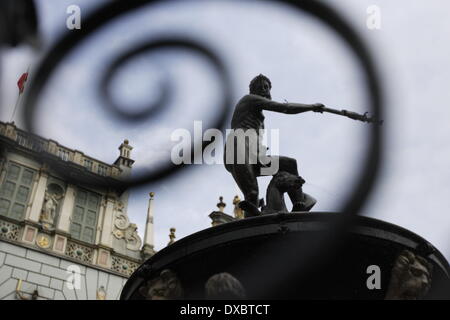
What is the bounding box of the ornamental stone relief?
[35,233,52,249]
[112,201,142,251]
[111,255,139,276]
[65,241,94,263]
[0,220,19,241]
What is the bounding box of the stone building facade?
[0,121,156,300]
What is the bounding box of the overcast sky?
[1,0,450,259]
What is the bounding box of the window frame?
[69,188,101,244]
[0,161,36,221]
[97,164,108,176]
[57,148,70,161]
[83,158,93,171]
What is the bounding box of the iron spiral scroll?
[5,0,449,299]
[19,0,383,215]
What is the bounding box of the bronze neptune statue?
[224,74,379,217]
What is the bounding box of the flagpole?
[9,91,22,123]
[10,66,30,123]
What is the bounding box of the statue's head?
[249,74,272,99]
[205,272,246,299]
[387,250,433,299]
[139,269,184,300]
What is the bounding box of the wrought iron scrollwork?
[20,0,233,190]
[6,0,388,291]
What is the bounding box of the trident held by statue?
[316,106,383,125]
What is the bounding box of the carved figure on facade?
[139,269,184,300]
[39,184,64,230]
[385,250,433,300]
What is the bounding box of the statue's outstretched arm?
[262,101,324,114]
[246,94,323,114]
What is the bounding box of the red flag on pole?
[17,72,28,94]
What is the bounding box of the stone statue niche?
[39,183,64,230]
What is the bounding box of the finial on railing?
[217,196,226,212]
[168,227,176,246]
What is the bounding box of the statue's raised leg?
[271,156,316,212]
[230,164,261,218]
